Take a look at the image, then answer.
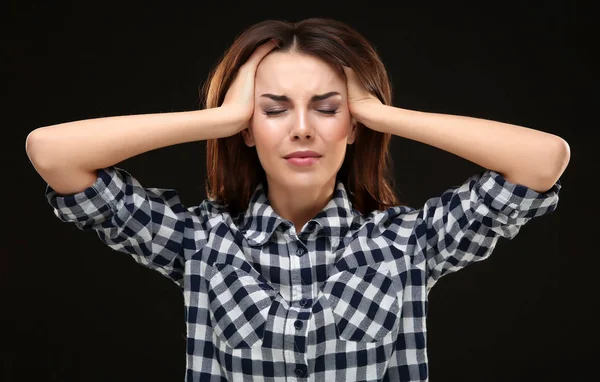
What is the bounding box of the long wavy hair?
[200,17,405,217]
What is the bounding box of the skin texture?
[242,52,357,233]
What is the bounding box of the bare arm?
[342,66,569,193]
[25,107,244,195]
[26,40,279,196]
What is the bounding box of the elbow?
[557,137,571,166]
[26,129,54,171]
[542,136,570,188]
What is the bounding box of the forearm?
[359,105,569,192]
[26,107,240,172]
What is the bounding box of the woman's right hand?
[220,39,280,135]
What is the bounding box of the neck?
[266,176,336,233]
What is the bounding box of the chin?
[286,174,334,188]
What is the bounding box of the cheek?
[323,115,353,141]
[250,120,283,148]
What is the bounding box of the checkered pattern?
[45,166,561,381]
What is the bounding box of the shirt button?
[294,366,307,378]
[294,320,303,330]
[299,298,309,307]
[295,248,305,256]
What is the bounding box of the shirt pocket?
[321,262,402,342]
[205,262,279,349]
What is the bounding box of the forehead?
[255,52,344,96]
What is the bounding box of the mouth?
[284,156,321,166]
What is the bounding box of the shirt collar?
[240,180,362,247]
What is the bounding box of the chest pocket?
[205,262,278,349]
[321,261,402,342]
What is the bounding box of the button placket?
[289,242,304,304]
[299,297,310,307]
[294,364,307,378]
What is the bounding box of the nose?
[289,110,315,140]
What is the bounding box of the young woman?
[26,17,568,382]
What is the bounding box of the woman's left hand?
[343,66,384,126]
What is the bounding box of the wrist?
[353,102,388,131]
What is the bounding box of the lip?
[285,157,320,166]
[283,150,322,159]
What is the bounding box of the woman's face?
[243,51,356,191]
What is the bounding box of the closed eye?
[264,109,339,116]
[318,109,339,115]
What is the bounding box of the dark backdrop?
[2,2,592,381]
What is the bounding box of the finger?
[342,66,357,82]
[245,40,280,67]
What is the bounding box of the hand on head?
[221,39,280,133]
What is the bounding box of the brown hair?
[200,17,405,217]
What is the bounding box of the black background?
[2,2,593,381]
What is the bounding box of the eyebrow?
[260,91,341,102]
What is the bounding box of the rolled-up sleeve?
[45,166,206,287]
[415,169,561,288]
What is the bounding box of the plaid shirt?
[45,166,561,381]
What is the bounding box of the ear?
[241,127,256,147]
[347,118,357,145]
